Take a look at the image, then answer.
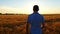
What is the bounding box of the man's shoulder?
[37,13,43,17]
[28,13,43,17]
[28,13,33,16]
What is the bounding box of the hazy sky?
[0,0,60,14]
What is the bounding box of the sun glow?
[21,1,46,14]
[0,0,60,14]
[0,3,47,14]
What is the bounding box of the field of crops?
[0,14,60,34]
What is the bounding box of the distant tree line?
[0,13,2,14]
[45,18,60,22]
[0,13,20,15]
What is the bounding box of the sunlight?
[21,1,46,14]
[0,0,60,14]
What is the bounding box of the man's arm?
[26,22,29,34]
[26,15,31,34]
[42,22,45,28]
[26,16,30,34]
[41,16,46,29]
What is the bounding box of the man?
[27,5,45,34]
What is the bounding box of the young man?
[27,5,45,34]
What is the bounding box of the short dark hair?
[33,5,39,12]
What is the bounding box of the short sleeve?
[41,16,44,23]
[27,15,31,23]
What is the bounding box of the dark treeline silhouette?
[45,18,60,22]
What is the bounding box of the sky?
[0,0,60,14]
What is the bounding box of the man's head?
[33,5,39,12]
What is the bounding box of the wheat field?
[0,14,60,34]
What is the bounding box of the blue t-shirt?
[27,12,44,34]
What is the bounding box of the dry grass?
[0,14,60,34]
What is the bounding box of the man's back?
[27,12,44,34]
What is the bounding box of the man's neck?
[34,12,38,13]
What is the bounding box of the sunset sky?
[0,0,60,14]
